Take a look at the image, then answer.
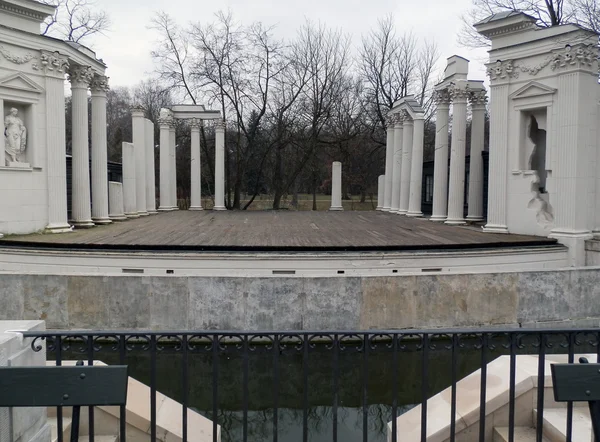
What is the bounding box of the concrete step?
[494,426,551,442]
[534,407,592,442]
[48,416,72,442]
[77,437,118,442]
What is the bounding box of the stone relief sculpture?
[4,108,27,165]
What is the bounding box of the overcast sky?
[88,0,489,90]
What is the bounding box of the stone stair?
[493,407,593,442]
[48,416,117,442]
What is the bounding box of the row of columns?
[431,83,487,225]
[381,109,425,217]
[68,65,110,228]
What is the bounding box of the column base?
[397,209,408,215]
[158,207,176,212]
[389,208,399,214]
[125,212,140,218]
[406,211,423,217]
[213,206,227,211]
[482,224,509,234]
[71,220,95,228]
[45,223,73,233]
[381,207,391,212]
[109,215,128,221]
[445,218,466,226]
[466,215,484,222]
[92,217,112,225]
[189,206,204,211]
[376,207,382,211]
[147,210,159,215]
[170,207,179,211]
[429,215,447,222]
[138,211,149,216]
[549,230,593,267]
[329,207,343,211]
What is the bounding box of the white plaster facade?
[475,12,600,265]
[0,0,107,235]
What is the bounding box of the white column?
[158,113,172,211]
[68,65,94,228]
[0,97,4,166]
[108,181,127,221]
[430,90,451,222]
[189,119,203,210]
[467,89,487,221]
[145,119,157,214]
[483,83,509,233]
[376,174,385,210]
[446,83,469,225]
[382,116,394,211]
[214,119,226,210]
[407,117,425,217]
[45,67,71,233]
[390,114,403,213]
[122,142,138,218]
[398,118,413,214]
[330,161,343,211]
[169,124,178,209]
[132,107,148,216]
[90,75,111,225]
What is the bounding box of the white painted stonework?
[0,0,106,235]
[475,12,600,266]
[329,161,343,211]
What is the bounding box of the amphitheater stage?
[1,210,557,251]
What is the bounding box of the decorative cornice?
[550,44,596,71]
[32,50,69,77]
[448,83,470,101]
[487,60,519,81]
[0,45,34,65]
[469,89,488,107]
[90,74,109,93]
[67,65,93,88]
[480,21,536,39]
[0,4,49,22]
[433,89,451,105]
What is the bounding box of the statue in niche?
[526,115,553,228]
[4,108,27,165]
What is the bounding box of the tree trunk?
[291,179,298,208]
[360,189,366,203]
[312,170,318,211]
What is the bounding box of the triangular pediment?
[0,73,44,94]
[510,81,556,100]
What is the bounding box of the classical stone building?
[0,0,108,235]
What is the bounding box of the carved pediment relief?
[510,81,556,100]
[0,73,44,94]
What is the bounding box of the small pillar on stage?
[122,142,138,218]
[108,181,127,221]
[390,114,403,213]
[213,120,226,211]
[145,119,157,214]
[382,116,395,211]
[376,175,385,210]
[430,89,451,222]
[189,119,203,211]
[132,107,148,216]
[158,109,173,211]
[467,88,487,221]
[330,161,343,211]
[90,74,111,225]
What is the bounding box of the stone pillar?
[158,113,172,211]
[169,124,178,209]
[430,90,451,222]
[122,142,138,218]
[398,117,413,214]
[407,117,425,217]
[330,161,343,211]
[214,120,226,211]
[446,83,469,225]
[89,75,111,225]
[0,97,4,167]
[467,89,487,221]
[376,174,385,210]
[483,83,509,233]
[45,61,72,233]
[132,107,148,216]
[390,114,403,213]
[68,65,94,228]
[145,119,157,214]
[108,181,127,221]
[382,116,395,211]
[189,119,203,210]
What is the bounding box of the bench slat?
[551,363,600,401]
[0,366,128,407]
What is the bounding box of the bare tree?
[572,0,600,32]
[41,0,109,44]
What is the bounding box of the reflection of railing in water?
[25,329,600,442]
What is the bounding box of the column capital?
[68,64,94,89]
[394,112,405,128]
[550,43,597,73]
[215,119,226,131]
[449,82,470,102]
[433,89,451,107]
[190,118,202,130]
[469,89,488,109]
[385,114,396,130]
[89,74,109,95]
[32,50,69,79]
[131,105,145,118]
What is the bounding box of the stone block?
[303,277,361,330]
[0,275,25,320]
[516,270,570,323]
[188,277,247,330]
[359,276,418,329]
[149,276,189,329]
[67,276,109,329]
[22,275,68,328]
[105,276,151,329]
[568,268,600,319]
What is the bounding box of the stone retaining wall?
[1,268,599,330]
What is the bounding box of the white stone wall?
[0,320,49,442]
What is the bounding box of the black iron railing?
[22,329,600,442]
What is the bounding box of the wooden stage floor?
[1,211,558,252]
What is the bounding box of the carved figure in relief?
[4,108,27,165]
